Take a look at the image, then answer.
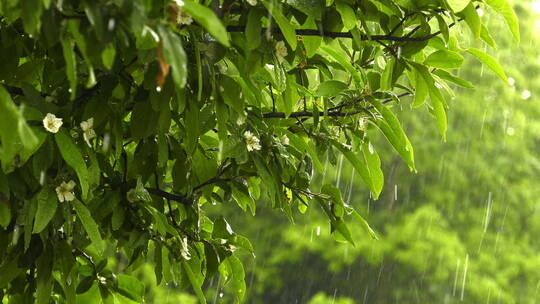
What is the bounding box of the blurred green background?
[111,1,540,303]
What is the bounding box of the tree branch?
[227,26,449,42]
[261,92,412,119]
[147,187,192,205]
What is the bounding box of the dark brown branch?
[147,187,191,205]
[262,92,412,119]
[227,26,447,42]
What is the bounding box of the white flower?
[180,237,191,260]
[80,118,96,147]
[521,89,532,100]
[280,135,289,145]
[275,41,288,59]
[246,0,257,5]
[55,180,76,202]
[43,113,63,133]
[236,116,246,126]
[176,8,193,25]
[244,131,261,151]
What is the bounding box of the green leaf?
[286,0,323,20]
[0,259,22,288]
[226,255,246,302]
[370,98,415,171]
[485,0,520,43]
[233,235,255,256]
[480,24,497,49]
[413,69,428,108]
[459,2,481,38]
[301,17,322,58]
[158,25,187,89]
[101,44,116,70]
[182,260,207,304]
[61,38,77,100]
[424,50,464,69]
[68,20,96,88]
[330,139,382,199]
[467,48,508,84]
[430,92,448,141]
[182,0,230,47]
[412,63,448,140]
[72,199,105,255]
[246,8,263,51]
[433,70,475,88]
[380,57,395,91]
[435,15,449,42]
[362,140,384,197]
[320,45,362,87]
[0,201,10,228]
[315,80,348,97]
[335,1,356,30]
[232,182,256,215]
[117,274,145,302]
[55,130,89,199]
[352,210,378,240]
[21,0,43,35]
[36,247,53,304]
[263,1,297,50]
[284,131,324,172]
[213,216,235,239]
[446,0,470,12]
[0,86,40,172]
[331,219,355,245]
[33,188,57,233]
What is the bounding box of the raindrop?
[477,8,484,16]
[482,192,493,233]
[346,168,355,202]
[452,259,461,297]
[108,19,116,31]
[368,142,374,154]
[506,127,515,136]
[68,88,72,93]
[39,171,46,186]
[316,225,321,236]
[479,110,488,138]
[102,133,111,152]
[336,154,344,188]
[11,225,20,246]
[507,77,516,86]
[156,86,162,92]
[394,184,398,201]
[219,292,224,298]
[521,89,532,100]
[362,286,369,304]
[460,254,469,301]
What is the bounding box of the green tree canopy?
[0,0,518,302]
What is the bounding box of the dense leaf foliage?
[0,0,517,302]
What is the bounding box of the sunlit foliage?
[0,0,517,302]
